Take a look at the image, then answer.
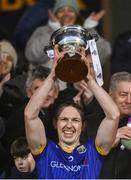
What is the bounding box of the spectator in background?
[25,0,111,69]
[0,39,20,120]
[0,40,17,97]
[0,37,18,177]
[100,72,131,179]
[9,136,37,179]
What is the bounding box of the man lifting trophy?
[44,25,103,86]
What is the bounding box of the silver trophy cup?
[44,25,98,83]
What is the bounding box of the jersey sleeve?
[95,142,109,156]
[31,143,46,156]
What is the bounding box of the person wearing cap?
[25,0,111,70]
[0,40,17,96]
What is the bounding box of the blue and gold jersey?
[34,139,104,179]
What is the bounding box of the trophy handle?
[44,45,54,59]
[44,45,53,54]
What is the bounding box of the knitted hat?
[53,0,79,15]
[0,40,17,68]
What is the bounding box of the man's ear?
[26,88,32,98]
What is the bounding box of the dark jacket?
[111,31,131,74]
[9,166,37,179]
[100,117,131,179]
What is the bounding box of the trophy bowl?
[45,25,98,83]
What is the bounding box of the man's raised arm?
[24,46,59,154]
[24,74,56,153]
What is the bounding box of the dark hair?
[53,101,87,143]
[53,101,85,123]
[26,65,50,88]
[31,65,50,79]
[10,137,30,157]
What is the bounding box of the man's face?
[28,79,59,108]
[110,81,131,116]
[56,106,82,147]
[55,6,77,26]
[14,153,35,172]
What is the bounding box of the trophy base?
[55,53,88,83]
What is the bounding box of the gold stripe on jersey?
[95,143,109,156]
[31,144,46,156]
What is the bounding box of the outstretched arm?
[83,55,120,155]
